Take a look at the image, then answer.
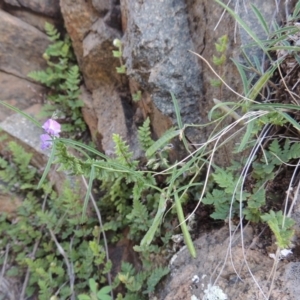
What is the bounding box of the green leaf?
[89,278,98,294]
[78,295,91,300]
[250,4,269,35]
[144,267,169,294]
[140,193,167,247]
[237,119,254,153]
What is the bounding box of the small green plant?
[112,39,126,74]
[0,139,112,299]
[210,34,228,88]
[28,22,86,135]
[132,90,142,102]
[261,210,295,249]
[202,134,300,246]
[116,262,169,299]
[78,279,112,300]
[0,140,37,193]
[4,3,300,299]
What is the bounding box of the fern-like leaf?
[112,134,138,168]
[44,22,60,41]
[138,118,154,151]
[144,267,169,294]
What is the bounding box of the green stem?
[174,190,196,258]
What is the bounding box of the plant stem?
[174,189,196,258]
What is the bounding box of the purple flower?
[40,133,53,150]
[42,119,61,136]
[40,119,61,150]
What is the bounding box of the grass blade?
[231,58,250,95]
[140,193,167,246]
[250,4,269,35]
[38,142,56,189]
[0,100,41,127]
[237,119,254,152]
[170,92,190,152]
[81,164,95,223]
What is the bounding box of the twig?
[49,228,75,300]
[0,244,9,281]
[20,239,41,300]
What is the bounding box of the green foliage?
[202,0,300,254]
[261,211,295,249]
[117,262,169,299]
[112,38,126,74]
[78,279,112,300]
[0,142,112,299]
[0,141,37,193]
[28,22,85,135]
[36,122,177,298]
[138,117,154,151]
[132,90,142,102]
[203,136,300,224]
[210,34,228,88]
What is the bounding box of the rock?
[80,85,99,140]
[59,0,100,65]
[91,0,111,16]
[0,72,45,122]
[91,87,141,158]
[122,0,203,145]
[0,10,50,80]
[284,262,300,299]
[82,17,122,90]
[3,0,20,7]
[61,0,140,156]
[61,0,122,90]
[157,226,295,300]
[3,0,61,17]
[3,7,63,33]
[0,190,23,218]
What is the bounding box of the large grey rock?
[122,0,203,144]
[0,10,50,79]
